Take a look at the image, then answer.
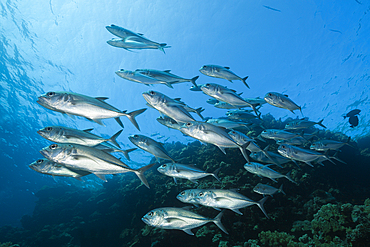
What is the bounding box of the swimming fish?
[310,137,352,151]
[253,183,285,197]
[135,69,199,87]
[285,118,326,129]
[349,115,359,128]
[115,69,174,88]
[176,189,207,206]
[142,207,228,235]
[260,129,301,140]
[157,163,220,183]
[199,65,250,88]
[244,162,297,184]
[342,109,361,119]
[37,91,146,131]
[106,38,170,52]
[156,116,182,130]
[264,92,302,114]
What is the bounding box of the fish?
[156,116,182,130]
[40,143,154,188]
[37,126,122,148]
[37,91,146,131]
[173,98,205,120]
[310,137,352,151]
[276,137,307,146]
[200,83,260,116]
[92,144,137,161]
[342,109,361,119]
[142,207,228,235]
[179,121,250,162]
[190,84,203,91]
[29,158,91,181]
[206,98,219,105]
[249,150,291,166]
[206,118,250,130]
[260,129,301,140]
[142,91,196,123]
[226,111,258,121]
[199,65,250,88]
[285,118,326,129]
[106,24,170,53]
[128,134,176,162]
[213,102,240,109]
[176,189,207,206]
[277,144,336,167]
[193,189,269,218]
[157,163,220,183]
[349,115,359,128]
[107,38,169,52]
[244,162,297,184]
[264,92,302,114]
[135,69,199,87]
[253,183,285,197]
[115,69,174,88]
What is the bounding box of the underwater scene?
[1,0,370,247]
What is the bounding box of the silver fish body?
[310,138,351,151]
[253,183,285,197]
[244,162,297,184]
[142,207,228,235]
[249,151,291,165]
[115,69,172,88]
[142,91,196,123]
[156,116,182,130]
[157,163,220,183]
[128,134,175,162]
[264,92,301,114]
[176,189,207,205]
[276,137,307,146]
[206,98,219,105]
[194,189,269,218]
[285,118,326,129]
[37,126,122,148]
[199,65,250,88]
[206,118,250,130]
[136,69,199,87]
[29,158,91,180]
[261,129,301,140]
[37,91,146,130]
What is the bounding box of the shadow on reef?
[1,114,370,247]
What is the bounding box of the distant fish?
[244,162,297,184]
[343,109,361,119]
[253,183,285,197]
[136,69,199,87]
[349,115,359,128]
[263,5,281,12]
[206,98,219,105]
[260,129,301,141]
[264,92,302,115]
[285,118,326,130]
[310,137,352,151]
[199,65,250,88]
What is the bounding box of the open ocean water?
[0,0,369,246]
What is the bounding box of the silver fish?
[29,158,91,180]
[260,129,301,140]
[156,116,182,130]
[310,137,352,151]
[107,38,169,52]
[115,69,173,88]
[227,111,258,121]
[199,65,250,88]
[136,69,199,87]
[92,144,137,161]
[142,207,228,235]
[264,92,302,114]
[194,189,269,218]
[253,183,285,197]
[173,98,205,120]
[128,134,175,162]
[157,163,220,183]
[37,126,122,148]
[142,90,196,123]
[206,118,250,130]
[176,189,207,206]
[213,102,240,109]
[180,121,250,162]
[190,84,203,91]
[206,98,219,105]
[106,24,170,53]
[249,150,291,166]
[277,144,336,167]
[276,137,307,146]
[40,143,154,188]
[285,118,326,129]
[244,162,297,184]
[37,91,146,130]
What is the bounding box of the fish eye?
[47,92,55,97]
[148,212,153,216]
[181,191,185,196]
[268,93,272,96]
[282,145,285,148]
[46,127,53,131]
[37,159,44,164]
[205,83,210,87]
[50,144,58,149]
[198,192,203,196]
[186,122,192,126]
[149,91,155,95]
[162,164,167,168]
[133,135,139,138]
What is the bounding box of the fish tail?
[279,184,286,195]
[285,171,298,184]
[158,43,170,54]
[133,163,156,189]
[195,107,205,120]
[119,148,137,161]
[212,167,222,182]
[114,117,124,128]
[242,76,250,89]
[256,197,269,218]
[329,152,347,164]
[239,142,251,163]
[212,210,229,234]
[191,76,199,87]
[124,108,147,131]
[317,119,327,129]
[108,129,123,148]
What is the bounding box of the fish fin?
[158,43,169,54]
[137,33,144,36]
[91,118,105,126]
[242,76,250,89]
[285,171,298,184]
[146,103,155,109]
[163,70,171,73]
[119,148,137,161]
[192,204,199,208]
[213,207,222,211]
[83,128,94,133]
[173,177,177,184]
[239,142,251,163]
[212,167,222,182]
[279,184,286,195]
[269,177,278,183]
[52,175,57,182]
[66,113,76,119]
[256,197,269,218]
[195,107,205,120]
[124,108,147,131]
[109,129,123,148]
[224,66,230,69]
[115,118,124,128]
[95,97,109,101]
[164,81,174,88]
[217,146,227,155]
[213,210,228,234]
[231,208,243,215]
[174,98,182,101]
[74,177,83,181]
[317,119,326,128]
[305,161,314,167]
[182,229,194,235]
[228,80,233,83]
[94,173,107,182]
[133,163,156,189]
[189,179,198,184]
[191,76,199,87]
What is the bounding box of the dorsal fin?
[83,128,94,132]
[95,97,109,101]
[224,66,230,69]
[163,70,171,73]
[284,94,289,97]
[137,33,144,36]
[174,98,181,101]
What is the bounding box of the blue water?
[0,0,369,235]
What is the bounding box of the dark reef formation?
[1,114,370,247]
